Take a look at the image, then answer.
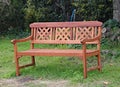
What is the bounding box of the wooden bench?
[11,21,102,78]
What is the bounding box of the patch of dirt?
[0,76,106,87]
[0,76,70,87]
[17,76,34,83]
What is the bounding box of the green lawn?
[0,37,120,87]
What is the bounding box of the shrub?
[102,19,120,46]
[103,19,120,29]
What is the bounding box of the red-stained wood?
[11,21,102,78]
[30,21,102,28]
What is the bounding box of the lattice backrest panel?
[55,27,72,40]
[35,27,52,40]
[30,21,102,44]
[75,27,98,41]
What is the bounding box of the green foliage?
[68,44,82,49]
[0,0,113,36]
[24,0,72,23]
[0,0,25,36]
[103,19,120,28]
[102,19,120,46]
[72,0,113,22]
[0,1,11,35]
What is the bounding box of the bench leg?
[83,56,87,79]
[15,56,35,76]
[31,56,35,66]
[97,54,102,71]
[15,57,20,76]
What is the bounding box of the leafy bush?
[103,19,120,29]
[102,19,120,46]
[0,0,25,36]
[6,27,30,39]
[0,0,113,36]
[72,0,113,22]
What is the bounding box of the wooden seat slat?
[18,49,99,57]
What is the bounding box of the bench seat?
[18,49,99,57]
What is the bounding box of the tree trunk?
[113,0,120,22]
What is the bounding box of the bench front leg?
[83,54,87,79]
[12,43,20,76]
[82,43,87,78]
[97,53,102,71]
[15,57,20,76]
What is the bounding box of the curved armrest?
[81,35,101,44]
[11,35,32,44]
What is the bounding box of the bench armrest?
[81,35,101,54]
[81,35,101,44]
[11,35,32,44]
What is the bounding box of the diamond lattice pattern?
[76,27,94,41]
[55,27,71,40]
[36,27,52,40]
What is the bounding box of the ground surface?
[0,76,110,87]
[0,77,69,87]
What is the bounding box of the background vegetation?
[0,0,113,37]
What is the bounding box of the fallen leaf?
[110,63,113,66]
[103,81,109,85]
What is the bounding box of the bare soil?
[0,76,107,87]
[0,76,71,87]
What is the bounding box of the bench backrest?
[30,21,102,44]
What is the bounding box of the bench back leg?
[31,56,36,66]
[97,53,102,71]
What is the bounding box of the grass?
[0,37,120,87]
